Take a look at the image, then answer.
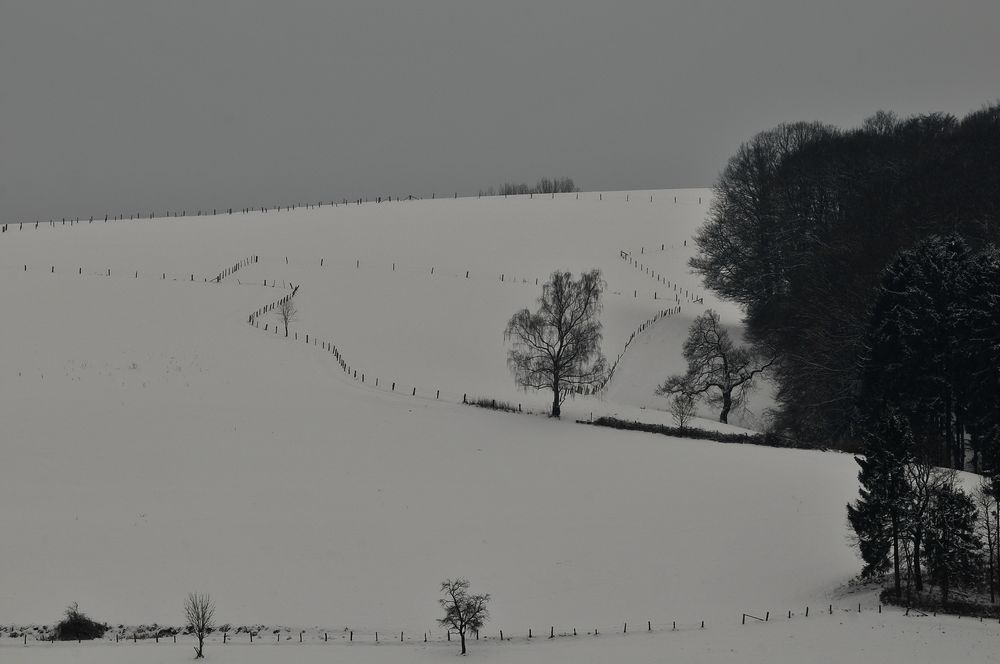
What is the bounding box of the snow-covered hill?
[0,190,923,662]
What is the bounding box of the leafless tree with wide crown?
[505,269,607,418]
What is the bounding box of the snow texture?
[0,190,953,661]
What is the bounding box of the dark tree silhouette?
[438,578,490,655]
[690,104,1000,450]
[847,410,914,599]
[277,297,297,338]
[505,269,607,417]
[184,592,215,659]
[656,309,772,424]
[54,602,107,641]
[669,393,697,430]
[924,479,983,604]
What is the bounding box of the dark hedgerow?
[583,416,801,449]
[55,603,108,641]
[880,587,1000,620]
[465,396,520,413]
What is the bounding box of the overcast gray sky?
[1,1,997,222]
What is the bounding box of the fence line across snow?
[0,192,709,237]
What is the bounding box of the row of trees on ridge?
[480,177,578,197]
[690,104,1000,453]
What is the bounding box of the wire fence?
[4,262,220,283]
[9,598,979,651]
[1,617,710,648]
[620,248,705,305]
[598,306,678,394]
[0,191,709,236]
[1,242,698,414]
[243,249,690,407]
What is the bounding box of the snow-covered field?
[3,610,998,663]
[1,189,968,662]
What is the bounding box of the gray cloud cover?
[1,0,997,222]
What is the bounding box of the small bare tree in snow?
[975,479,998,604]
[438,578,490,655]
[505,269,607,418]
[276,297,297,337]
[656,309,772,424]
[670,392,697,430]
[184,592,215,659]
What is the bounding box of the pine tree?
[962,245,1000,474]
[861,235,976,467]
[847,409,914,598]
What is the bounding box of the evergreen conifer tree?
[847,409,914,598]
[862,235,976,467]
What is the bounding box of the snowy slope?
[1,190,738,423]
[0,190,892,661]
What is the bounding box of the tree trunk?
[891,490,901,599]
[551,376,561,418]
[913,534,923,592]
[903,540,913,605]
[719,391,732,424]
[945,391,954,469]
[460,630,466,655]
[988,516,995,604]
[955,420,965,470]
[972,429,981,473]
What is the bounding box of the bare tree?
[670,393,697,430]
[505,269,607,418]
[276,296,297,338]
[184,592,215,659]
[656,309,773,423]
[438,578,490,655]
[903,461,953,595]
[976,478,998,604]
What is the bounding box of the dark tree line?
[847,234,1000,606]
[861,235,1000,472]
[848,409,997,607]
[480,177,578,197]
[692,104,1000,451]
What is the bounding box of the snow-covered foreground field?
[3,611,998,663]
[1,189,942,661]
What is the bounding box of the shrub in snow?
[54,602,108,641]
